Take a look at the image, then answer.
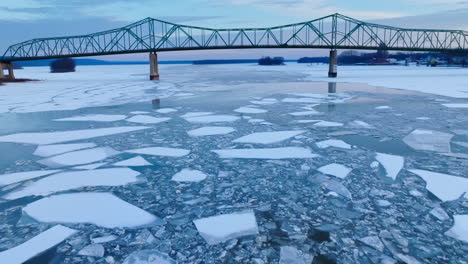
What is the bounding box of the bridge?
[2,13,468,80]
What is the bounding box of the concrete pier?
[149,52,159,80]
[0,63,15,80]
[328,82,337,93]
[328,49,338,78]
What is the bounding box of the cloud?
[0,9,46,21]
[0,0,52,9]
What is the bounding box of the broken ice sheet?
[123,250,175,264]
[316,139,351,149]
[0,225,77,264]
[23,192,159,228]
[126,147,190,157]
[213,147,318,159]
[279,246,314,264]
[113,156,152,166]
[172,169,207,182]
[349,120,374,129]
[37,147,120,168]
[0,170,60,186]
[188,126,235,136]
[54,114,127,122]
[4,168,141,200]
[444,215,468,243]
[375,153,404,180]
[193,210,258,245]
[408,169,468,201]
[289,110,321,116]
[126,115,170,124]
[234,107,267,114]
[403,129,453,152]
[233,130,305,144]
[72,162,107,170]
[155,108,177,114]
[375,105,391,110]
[184,115,240,123]
[313,121,344,127]
[318,163,352,179]
[33,143,97,157]
[180,112,213,118]
[442,103,468,108]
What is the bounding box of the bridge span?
[2,13,468,80]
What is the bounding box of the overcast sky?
[2,0,468,60]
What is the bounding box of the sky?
[2,0,468,60]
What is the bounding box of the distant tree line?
[50,58,76,73]
[258,56,284,65]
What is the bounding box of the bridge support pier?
[0,63,15,80]
[328,49,337,78]
[149,52,159,80]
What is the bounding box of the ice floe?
[0,170,60,186]
[172,169,207,182]
[193,210,258,245]
[78,244,104,257]
[408,169,468,201]
[375,106,391,110]
[126,115,170,124]
[316,139,351,149]
[180,112,213,118]
[54,114,127,122]
[0,225,77,264]
[403,129,453,152]
[279,246,314,264]
[375,153,404,180]
[349,120,374,129]
[72,162,107,170]
[444,215,468,243]
[184,115,240,123]
[289,110,321,116]
[318,163,352,179]
[442,103,468,108]
[296,120,321,124]
[130,111,150,114]
[23,192,158,228]
[123,250,175,264]
[282,98,323,103]
[33,143,97,157]
[213,147,317,159]
[155,108,177,113]
[234,107,267,114]
[233,130,305,144]
[250,98,278,105]
[313,121,344,127]
[4,168,141,200]
[126,147,190,157]
[113,156,152,167]
[0,126,149,145]
[188,126,235,136]
[38,147,119,168]
[91,235,118,244]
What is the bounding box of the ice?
[279,246,314,264]
[0,170,60,186]
[444,215,468,243]
[37,147,119,168]
[113,156,152,166]
[193,210,258,245]
[126,147,190,157]
[213,147,318,159]
[184,115,240,123]
[316,139,351,149]
[289,110,321,116]
[130,111,150,114]
[430,207,450,221]
[313,121,344,127]
[359,236,385,252]
[282,97,323,103]
[91,235,118,244]
[78,244,104,257]
[172,169,207,182]
[33,143,96,157]
[375,153,404,180]
[318,163,352,179]
[375,106,391,109]
[188,126,235,136]
[126,115,171,124]
[250,98,278,105]
[54,114,127,122]
[234,107,267,114]
[0,126,149,145]
[0,225,77,264]
[442,103,468,108]
[408,169,468,201]
[4,168,141,200]
[403,129,453,152]
[72,162,107,170]
[349,120,374,129]
[23,192,158,228]
[155,108,177,113]
[123,250,175,264]
[233,130,305,144]
[180,112,213,118]
[296,120,321,124]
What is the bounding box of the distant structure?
[50,58,76,73]
[258,57,284,65]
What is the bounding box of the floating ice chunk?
[213,147,317,159]
[193,210,258,245]
[282,98,323,103]
[172,169,207,182]
[184,115,240,123]
[248,118,264,123]
[23,192,158,228]
[442,103,468,108]
[38,147,119,168]
[174,92,194,97]
[403,129,453,152]
[296,120,321,124]
[123,250,175,264]
[279,246,314,264]
[289,110,321,116]
[408,169,468,201]
[318,163,352,179]
[375,153,404,180]
[155,108,177,114]
[445,215,468,243]
[126,115,170,124]
[453,141,468,148]
[126,147,190,157]
[313,121,344,127]
[0,225,76,264]
[33,143,97,157]
[430,207,450,221]
[416,117,430,120]
[113,156,152,167]
[375,106,391,110]
[91,235,118,244]
[78,244,104,257]
[180,112,213,118]
[234,107,267,114]
[4,168,140,200]
[322,178,352,199]
[359,236,385,252]
[54,114,127,122]
[349,120,374,129]
[0,170,60,186]
[188,126,235,136]
[0,126,150,145]
[72,162,107,170]
[130,111,150,114]
[250,99,277,105]
[233,130,306,144]
[316,139,351,149]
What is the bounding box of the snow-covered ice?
[187,126,235,136]
[37,147,119,167]
[126,115,170,124]
[72,162,107,170]
[33,143,96,157]
[184,115,240,123]
[444,215,468,243]
[318,163,352,179]
[126,147,190,157]
[155,108,178,113]
[180,112,213,118]
[316,139,351,149]
[234,107,267,114]
[233,130,305,144]
[213,147,318,159]
[54,114,127,122]
[23,192,158,228]
[442,104,468,108]
[408,169,468,201]
[172,169,207,182]
[375,106,391,110]
[403,129,453,152]
[313,121,344,127]
[193,210,258,245]
[113,156,152,166]
[0,225,76,264]
[375,153,404,180]
[0,170,60,186]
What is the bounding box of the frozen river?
[0,64,467,263]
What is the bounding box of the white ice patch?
[130,111,150,114]
[375,153,404,180]
[33,143,97,157]
[113,156,152,166]
[72,162,107,170]
[0,126,149,145]
[318,163,352,179]
[155,108,177,114]
[23,192,158,228]
[296,120,321,124]
[126,147,190,157]
[316,139,351,149]
[184,115,240,123]
[408,169,468,201]
[442,104,468,108]
[375,106,391,110]
[445,215,468,243]
[213,147,318,159]
[172,169,207,182]
[54,114,127,122]
[4,168,140,200]
[126,115,170,124]
[282,98,323,103]
[234,107,267,114]
[193,210,258,245]
[233,130,305,144]
[188,126,235,136]
[180,112,213,118]
[349,120,374,129]
[37,147,119,168]
[314,121,344,127]
[403,129,453,152]
[0,170,61,186]
[0,225,77,264]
